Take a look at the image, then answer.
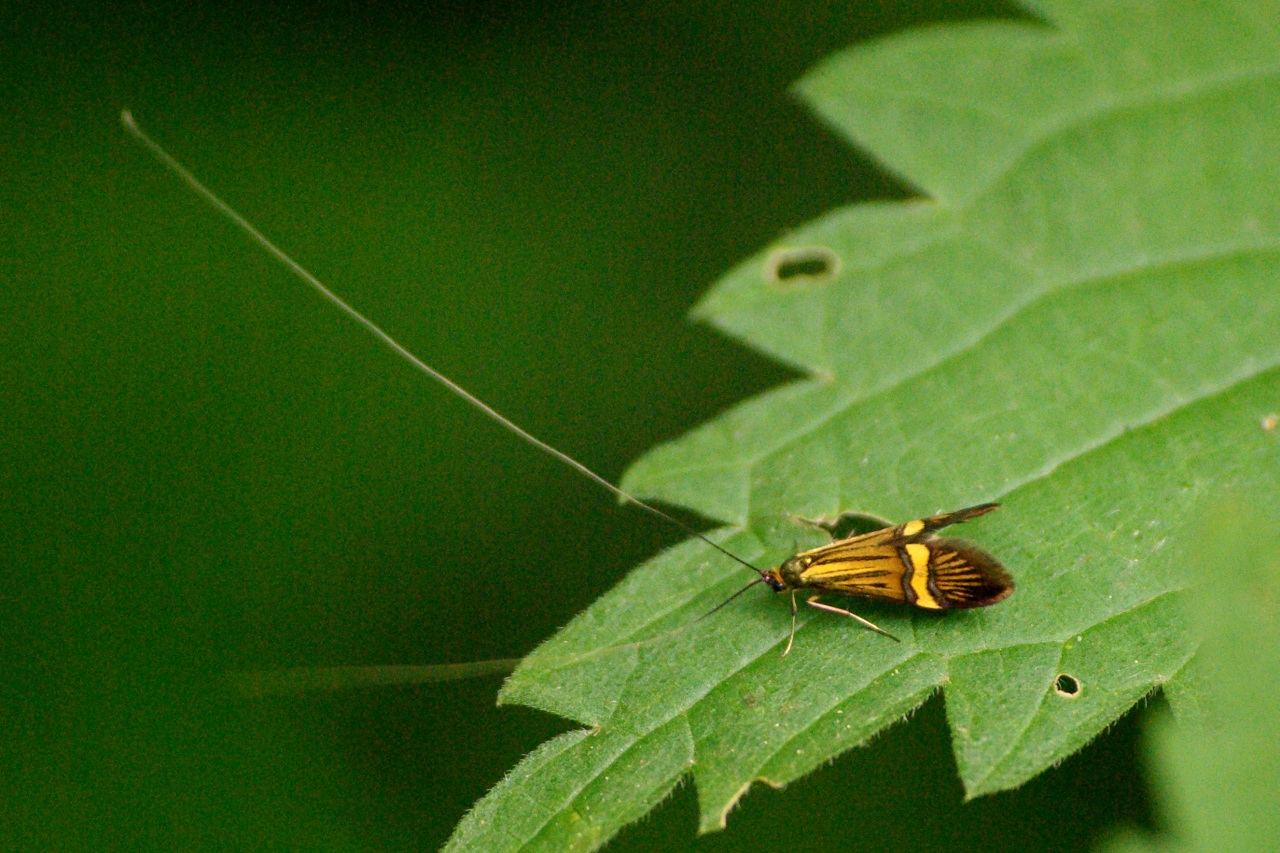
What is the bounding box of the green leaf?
[442,721,694,853]
[448,3,1280,849]
[1098,502,1280,853]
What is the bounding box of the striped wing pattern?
[924,538,1014,609]
[796,542,907,603]
[788,503,1012,609]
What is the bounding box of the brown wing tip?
[956,502,1000,521]
[967,570,1015,606]
[929,540,1014,609]
[919,503,1001,535]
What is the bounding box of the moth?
[754,503,1013,655]
[122,110,1014,658]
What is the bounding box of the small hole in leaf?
[766,247,840,284]
[1054,674,1081,697]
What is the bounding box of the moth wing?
[788,504,1010,608]
[866,502,1001,547]
[926,538,1014,609]
[802,504,999,550]
[912,503,1000,536]
[793,542,908,604]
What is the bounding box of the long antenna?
[121,109,768,579]
[698,577,766,621]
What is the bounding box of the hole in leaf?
[766,247,840,284]
[1054,673,1081,697]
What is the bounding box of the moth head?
[762,568,787,592]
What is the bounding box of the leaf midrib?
[991,57,1280,202]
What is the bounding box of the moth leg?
[806,596,900,642]
[781,590,798,658]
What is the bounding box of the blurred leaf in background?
[1102,497,1280,853]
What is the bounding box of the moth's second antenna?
[120,109,766,577]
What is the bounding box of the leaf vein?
[983,59,1280,203]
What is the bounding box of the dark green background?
[2,1,1154,849]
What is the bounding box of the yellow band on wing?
[904,543,941,609]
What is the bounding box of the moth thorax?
[776,556,810,588]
